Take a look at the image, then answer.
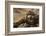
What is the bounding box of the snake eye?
[32,16,34,18]
[27,15,32,18]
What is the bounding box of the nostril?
[30,20,34,22]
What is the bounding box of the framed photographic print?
[5,0,45,35]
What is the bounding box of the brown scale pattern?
[13,10,39,28]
